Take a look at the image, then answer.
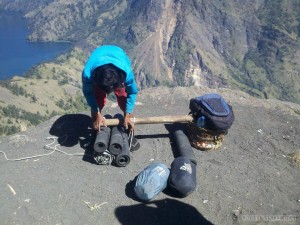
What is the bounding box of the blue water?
[0,11,73,80]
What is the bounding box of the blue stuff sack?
[134,162,170,201]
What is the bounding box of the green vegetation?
[0,125,20,136]
[0,93,88,136]
[238,0,300,102]
[0,104,48,135]
[0,80,41,103]
[55,95,88,112]
[166,24,194,86]
[293,109,300,116]
[145,73,158,87]
[0,81,29,97]
[1,105,47,126]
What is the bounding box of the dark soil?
[0,87,299,225]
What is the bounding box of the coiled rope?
[0,135,92,161]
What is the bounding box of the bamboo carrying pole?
[104,115,193,126]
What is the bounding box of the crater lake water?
[0,11,73,80]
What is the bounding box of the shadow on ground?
[48,113,97,164]
[115,198,213,225]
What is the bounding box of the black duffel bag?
[168,157,197,197]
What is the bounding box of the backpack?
[189,93,234,131]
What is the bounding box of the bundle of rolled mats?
[93,125,139,166]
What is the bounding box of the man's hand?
[91,111,106,131]
[124,113,134,131]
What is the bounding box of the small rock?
[203,200,208,204]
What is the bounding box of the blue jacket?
[82,45,138,113]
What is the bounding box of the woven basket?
[187,122,226,151]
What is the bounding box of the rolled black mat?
[174,130,197,165]
[115,132,130,167]
[93,127,111,153]
[109,126,124,155]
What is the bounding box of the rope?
[0,148,56,161]
[128,117,135,150]
[0,135,93,162]
[94,150,114,165]
[128,130,133,150]
[44,136,89,156]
